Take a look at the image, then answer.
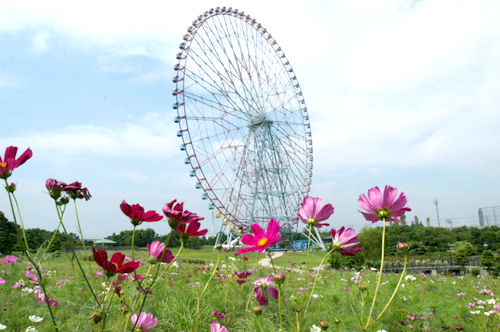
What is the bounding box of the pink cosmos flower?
[175,220,208,238]
[331,227,362,256]
[210,322,229,332]
[0,146,33,179]
[24,270,38,282]
[358,185,411,223]
[238,219,281,254]
[120,200,163,227]
[297,196,334,228]
[131,312,158,332]
[0,278,4,284]
[147,241,175,264]
[45,179,67,200]
[1,255,18,264]
[162,199,204,228]
[252,276,279,306]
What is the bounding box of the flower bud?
[6,182,16,193]
[333,318,341,324]
[215,244,223,251]
[57,197,70,206]
[397,241,409,253]
[253,306,263,316]
[359,284,367,292]
[320,321,329,330]
[273,272,286,284]
[91,313,102,324]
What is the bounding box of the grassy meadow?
[1,246,500,331]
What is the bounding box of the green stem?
[304,224,313,288]
[131,225,137,261]
[302,249,334,319]
[365,218,387,330]
[370,254,408,327]
[4,183,59,331]
[46,219,63,253]
[73,199,91,269]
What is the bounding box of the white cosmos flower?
[0,324,6,330]
[310,325,321,332]
[29,315,43,323]
[25,327,37,332]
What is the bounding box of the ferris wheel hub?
[250,115,273,128]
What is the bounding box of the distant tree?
[0,211,18,254]
[481,250,495,271]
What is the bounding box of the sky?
[1,0,500,239]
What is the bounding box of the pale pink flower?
[297,196,334,228]
[130,312,158,332]
[210,322,229,332]
[358,185,411,223]
[1,255,17,264]
[147,241,175,264]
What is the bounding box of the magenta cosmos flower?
[162,199,204,228]
[210,322,229,332]
[92,248,141,277]
[0,146,33,179]
[297,196,334,228]
[358,185,411,223]
[147,241,174,264]
[120,200,163,227]
[63,181,92,201]
[331,227,362,256]
[252,276,279,306]
[175,220,208,238]
[238,218,281,254]
[131,312,158,332]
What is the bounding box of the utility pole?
[433,198,441,227]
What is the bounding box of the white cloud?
[0,112,179,161]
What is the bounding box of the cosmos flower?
[1,255,18,264]
[63,181,92,201]
[0,146,33,179]
[174,220,208,238]
[210,322,229,332]
[238,219,281,254]
[252,276,279,306]
[147,241,174,264]
[358,185,411,223]
[130,312,158,332]
[162,199,204,228]
[331,227,362,256]
[120,200,163,227]
[92,248,141,277]
[297,196,334,228]
[28,315,43,323]
[45,179,67,200]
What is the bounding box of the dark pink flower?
[212,309,226,320]
[252,276,279,306]
[331,227,362,256]
[24,270,38,282]
[63,181,92,200]
[297,196,334,228]
[147,241,174,264]
[210,322,229,332]
[235,271,253,279]
[45,179,67,200]
[358,185,411,223]
[131,312,158,332]
[0,146,33,179]
[92,248,141,277]
[120,200,163,227]
[175,220,208,238]
[238,219,281,254]
[162,199,204,228]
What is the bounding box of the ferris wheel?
[173,7,317,248]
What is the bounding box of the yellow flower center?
[258,238,268,247]
[307,217,316,225]
[0,162,6,168]
[377,209,390,220]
